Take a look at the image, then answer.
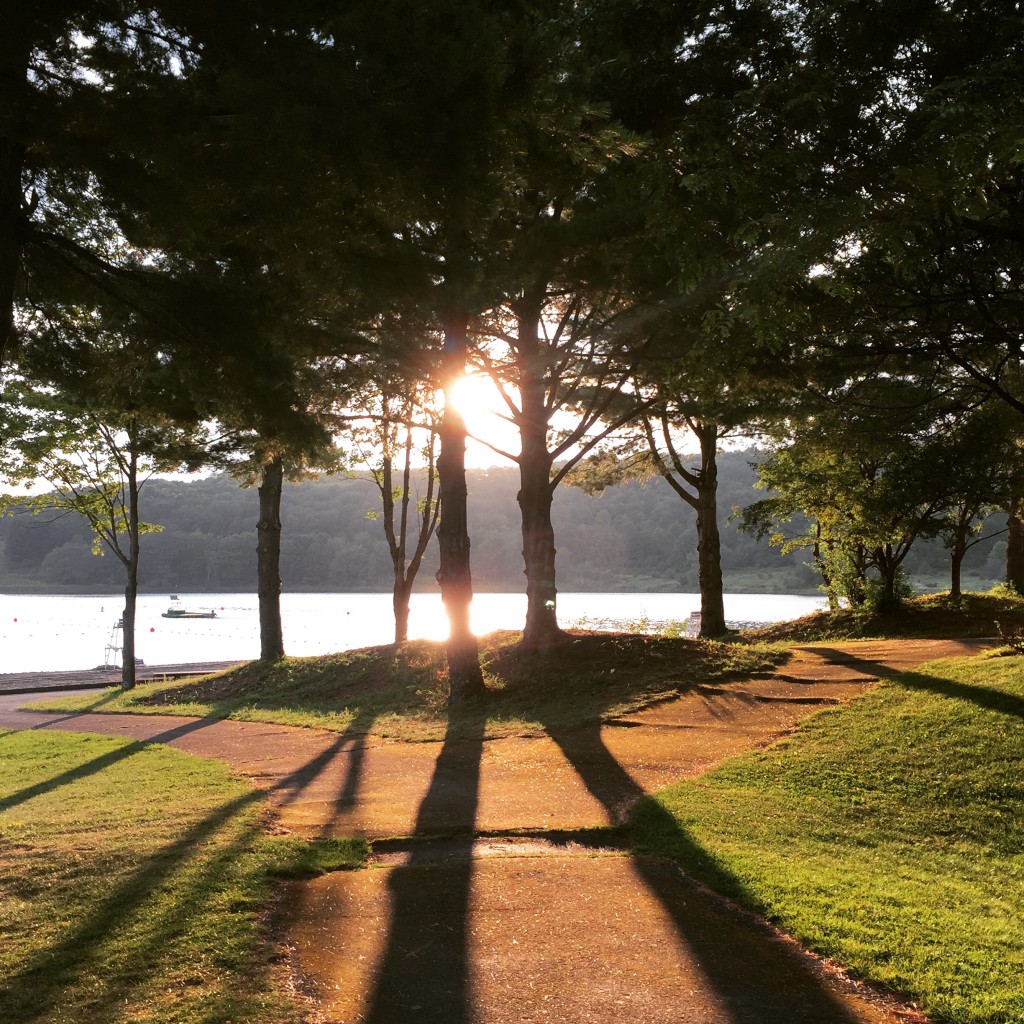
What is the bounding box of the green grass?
[0,729,369,1024]
[745,589,1024,642]
[629,652,1024,1024]
[25,630,785,741]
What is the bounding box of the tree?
[802,1,1024,418]
[923,405,1022,601]
[473,289,650,646]
[1,377,208,688]
[347,377,441,644]
[740,384,952,612]
[563,0,857,635]
[1,3,235,385]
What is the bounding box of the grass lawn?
[748,590,1024,642]
[0,729,368,1024]
[629,651,1024,1024]
[24,630,784,741]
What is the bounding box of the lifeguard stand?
[104,617,124,668]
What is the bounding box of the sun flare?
[446,373,520,464]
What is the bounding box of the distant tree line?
[1,458,1005,597]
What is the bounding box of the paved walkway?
[0,661,244,695]
[0,639,987,1023]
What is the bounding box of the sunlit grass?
[25,630,785,741]
[630,653,1024,1024]
[0,729,368,1024]
[745,589,1024,642]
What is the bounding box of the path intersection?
[0,638,987,1023]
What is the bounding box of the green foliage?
[738,382,1005,611]
[863,567,915,613]
[807,0,1024,419]
[630,653,1024,1023]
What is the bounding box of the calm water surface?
[0,591,827,674]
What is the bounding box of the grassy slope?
[0,729,368,1024]
[629,652,1024,1024]
[25,630,784,740]
[747,590,1024,642]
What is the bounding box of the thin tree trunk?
[393,578,412,644]
[257,456,285,662]
[436,313,484,703]
[121,447,140,690]
[518,468,561,645]
[1007,494,1024,593]
[838,543,869,607]
[385,414,412,645]
[694,424,726,636]
[640,410,726,636]
[374,392,441,645]
[122,572,138,690]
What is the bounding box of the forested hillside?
[0,451,1005,595]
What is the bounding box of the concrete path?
[1,639,986,1023]
[0,660,244,695]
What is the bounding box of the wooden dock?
[0,661,244,695]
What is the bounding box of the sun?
[447,373,520,465]
[450,373,499,421]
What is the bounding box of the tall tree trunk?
[517,305,562,647]
[694,424,726,636]
[950,543,965,602]
[121,447,140,690]
[436,313,484,703]
[0,19,32,372]
[257,456,285,662]
[1007,493,1024,593]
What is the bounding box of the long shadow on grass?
[0,785,264,1023]
[0,731,379,1023]
[806,647,1024,720]
[2,698,382,838]
[0,713,222,813]
[362,700,486,1024]
[545,720,866,1024]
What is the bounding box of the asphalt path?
[1,638,988,1023]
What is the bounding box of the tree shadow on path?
[268,706,380,839]
[349,696,872,1024]
[545,719,869,1024]
[362,701,486,1024]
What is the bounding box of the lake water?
[0,591,828,674]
